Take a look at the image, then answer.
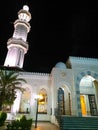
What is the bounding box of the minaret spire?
[4,5,31,69]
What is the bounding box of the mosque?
[2,5,98,125]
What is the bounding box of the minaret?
[4,5,31,68]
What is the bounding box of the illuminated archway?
[38,88,47,114]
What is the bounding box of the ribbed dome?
[55,62,66,69]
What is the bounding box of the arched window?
[38,88,47,114]
[19,88,31,113]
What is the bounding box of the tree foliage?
[0,70,27,111]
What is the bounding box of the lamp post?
[35,95,43,128]
[35,98,38,128]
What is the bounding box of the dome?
[55,62,66,69]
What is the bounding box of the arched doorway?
[57,85,71,115]
[80,75,97,116]
[58,88,65,115]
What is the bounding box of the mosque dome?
[55,62,66,69]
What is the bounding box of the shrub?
[20,115,26,121]
[0,111,7,126]
[6,115,33,130]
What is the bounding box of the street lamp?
[35,94,43,128]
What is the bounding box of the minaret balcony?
[14,20,31,33]
[7,38,29,53]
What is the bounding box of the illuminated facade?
[2,5,98,126]
[4,5,31,68]
[6,56,98,125]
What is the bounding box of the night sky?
[0,1,98,73]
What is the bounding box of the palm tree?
[0,70,27,111]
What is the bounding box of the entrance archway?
[80,75,97,116]
[76,70,98,116]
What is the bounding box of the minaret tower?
[4,5,31,68]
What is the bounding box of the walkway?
[31,122,60,130]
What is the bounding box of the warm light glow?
[35,94,43,100]
[80,95,87,115]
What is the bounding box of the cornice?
[69,56,98,65]
[19,71,50,80]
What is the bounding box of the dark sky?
[0,1,98,73]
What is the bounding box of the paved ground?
[31,122,60,130]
